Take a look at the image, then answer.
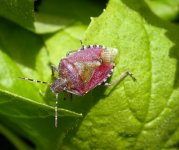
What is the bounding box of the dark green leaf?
[0,0,103,33]
[0,0,34,31]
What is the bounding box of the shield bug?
[19,41,136,127]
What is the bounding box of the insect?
[19,41,136,127]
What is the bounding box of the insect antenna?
[19,77,59,127]
[18,77,50,85]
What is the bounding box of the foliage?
[0,0,179,150]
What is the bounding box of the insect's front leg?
[66,50,78,56]
[104,71,136,86]
[80,40,84,49]
[51,64,58,77]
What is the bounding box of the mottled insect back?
[19,42,136,128]
[50,45,118,96]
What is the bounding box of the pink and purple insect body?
[19,42,136,128]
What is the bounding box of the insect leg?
[51,64,58,77]
[80,40,84,49]
[66,50,78,56]
[103,71,136,86]
[55,93,59,128]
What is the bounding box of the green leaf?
[0,0,34,31]
[145,0,179,21]
[1,0,179,149]
[0,124,32,150]
[34,0,103,33]
[50,0,179,149]
[0,0,103,33]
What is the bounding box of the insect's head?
[50,78,67,93]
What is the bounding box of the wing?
[76,63,113,95]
